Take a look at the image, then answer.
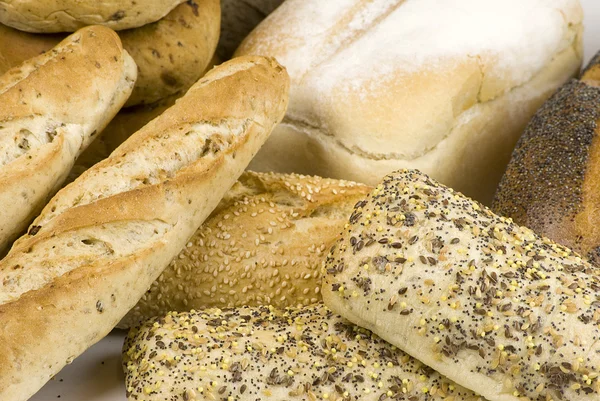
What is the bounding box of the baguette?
[323,170,600,401]
[0,25,136,254]
[493,52,600,266]
[123,304,484,401]
[119,171,371,328]
[0,55,289,401]
[0,0,186,32]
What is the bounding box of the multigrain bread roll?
[119,171,371,328]
[0,0,186,32]
[236,0,583,204]
[493,52,600,266]
[0,25,136,254]
[218,0,283,59]
[0,56,289,401]
[123,304,484,401]
[322,170,600,401]
[0,0,220,106]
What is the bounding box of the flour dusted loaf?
[236,0,583,204]
[0,25,136,254]
[323,170,600,401]
[493,52,600,267]
[0,0,185,32]
[123,304,484,401]
[0,0,220,106]
[119,171,371,328]
[0,56,289,401]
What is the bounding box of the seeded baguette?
[119,171,371,328]
[0,55,289,401]
[0,25,136,254]
[123,303,484,401]
[323,170,600,401]
[493,52,600,266]
[0,0,186,32]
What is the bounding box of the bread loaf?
[0,25,136,254]
[0,56,289,401]
[236,0,582,204]
[323,170,600,401]
[0,0,220,106]
[0,0,186,32]
[119,171,371,328]
[123,304,484,401]
[493,52,600,266]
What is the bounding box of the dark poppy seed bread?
[493,52,600,266]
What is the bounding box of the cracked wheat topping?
[323,169,600,401]
[123,304,483,401]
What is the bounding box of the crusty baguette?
[0,0,220,107]
[0,55,289,401]
[123,304,484,401]
[0,25,136,254]
[323,170,600,401]
[0,0,186,32]
[119,171,371,328]
[493,52,600,266]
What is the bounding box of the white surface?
[28,2,600,401]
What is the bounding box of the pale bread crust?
[323,170,600,401]
[236,0,583,204]
[0,0,185,32]
[0,25,136,254]
[0,56,289,401]
[0,0,220,107]
[119,171,371,328]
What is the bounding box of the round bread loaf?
[236,0,583,204]
[0,0,185,32]
[0,0,220,106]
[493,52,600,266]
[119,171,371,328]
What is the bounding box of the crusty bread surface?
[123,304,485,401]
[0,0,186,32]
[0,25,136,254]
[119,171,371,328]
[236,0,583,204]
[0,55,289,401]
[323,170,600,401]
[493,52,600,266]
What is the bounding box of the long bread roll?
[323,170,600,401]
[123,304,484,401]
[0,25,136,254]
[493,52,600,266]
[119,171,371,328]
[0,55,289,401]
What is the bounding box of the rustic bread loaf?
[123,304,484,401]
[0,0,220,106]
[0,56,289,401]
[119,171,371,328]
[0,0,186,32]
[236,0,583,204]
[493,52,600,266]
[0,25,136,254]
[323,170,600,401]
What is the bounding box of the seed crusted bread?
[119,171,371,328]
[0,0,186,32]
[323,170,600,401]
[0,55,289,401]
[123,303,485,401]
[0,25,136,254]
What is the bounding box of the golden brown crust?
[119,171,371,328]
[0,0,220,106]
[0,56,289,401]
[493,53,600,265]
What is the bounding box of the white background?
[28,1,600,400]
